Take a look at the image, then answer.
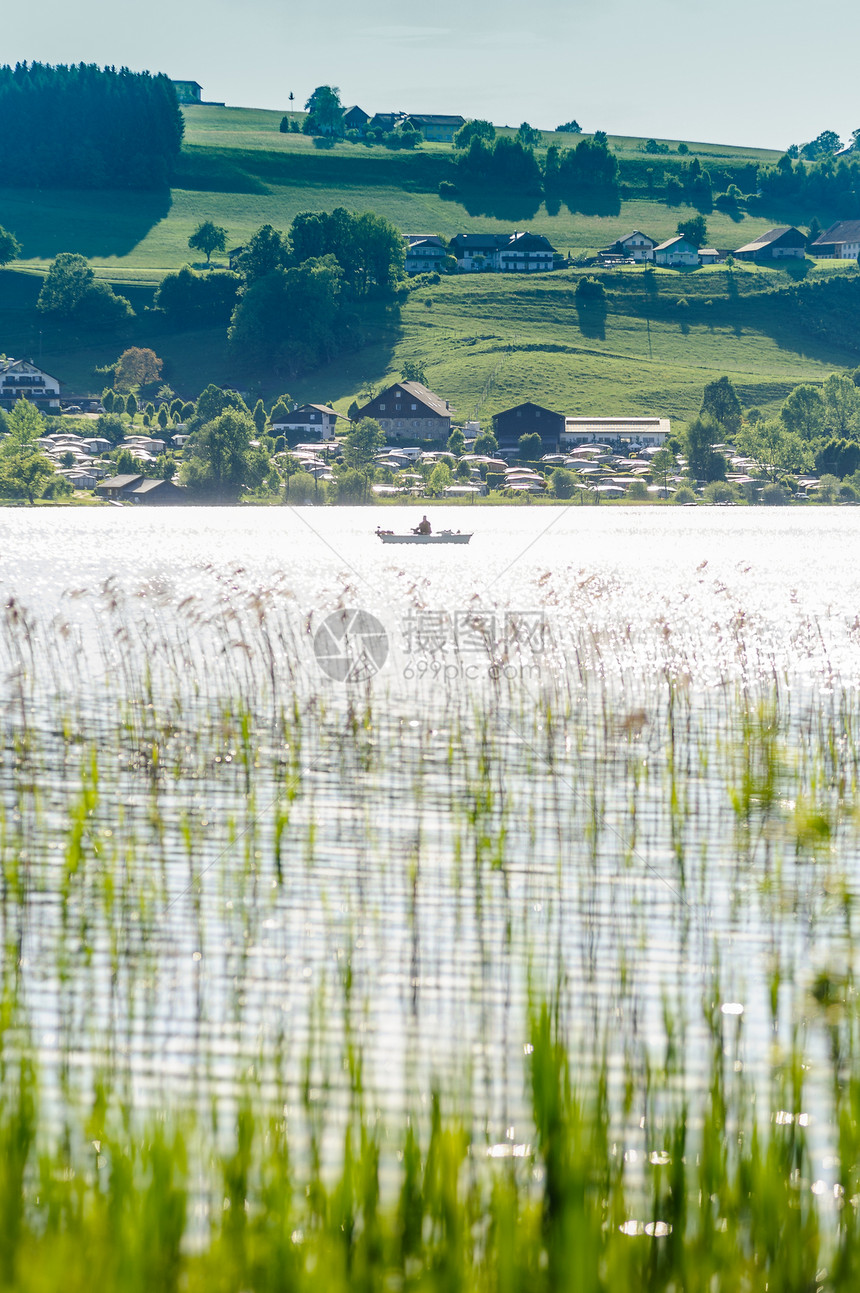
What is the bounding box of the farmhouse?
[404,235,448,274]
[342,105,370,133]
[96,475,186,504]
[493,403,565,453]
[810,221,860,259]
[0,358,61,412]
[449,231,557,272]
[403,114,465,143]
[369,112,402,133]
[653,236,699,268]
[733,227,807,261]
[357,382,452,440]
[172,80,202,104]
[561,417,671,448]
[270,403,346,442]
[603,230,657,262]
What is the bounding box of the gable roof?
[362,381,450,418]
[405,235,447,249]
[495,401,563,419]
[653,235,695,252]
[734,226,805,254]
[404,114,466,127]
[812,220,860,245]
[506,231,556,252]
[614,230,657,246]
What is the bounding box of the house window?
[379,403,386,410]
[411,403,417,410]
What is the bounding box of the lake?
[2,505,859,1172]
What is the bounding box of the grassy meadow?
[0,103,856,419]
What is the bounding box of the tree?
[0,225,20,267]
[343,417,384,472]
[157,405,169,430]
[735,419,811,481]
[781,384,825,439]
[252,400,267,435]
[453,119,496,149]
[428,462,452,494]
[517,122,541,147]
[806,216,823,248]
[700,376,742,434]
[676,215,708,248]
[401,360,428,385]
[473,431,499,456]
[125,393,138,419]
[113,347,163,391]
[815,438,860,479]
[0,399,55,504]
[37,252,95,316]
[555,120,581,134]
[187,384,249,433]
[347,400,361,422]
[519,432,543,461]
[685,415,727,482]
[822,373,860,438]
[446,429,466,456]
[96,413,126,445]
[188,220,228,265]
[36,252,132,323]
[228,255,348,375]
[800,129,842,160]
[650,447,676,495]
[270,396,293,425]
[154,266,241,321]
[304,86,344,137]
[234,225,291,284]
[550,467,577,498]
[180,408,270,498]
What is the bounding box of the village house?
[96,475,186,504]
[561,417,671,449]
[449,231,557,272]
[492,402,565,454]
[810,221,860,259]
[0,358,61,412]
[171,80,202,104]
[357,382,452,441]
[369,112,403,134]
[270,403,346,442]
[733,227,807,261]
[404,235,448,274]
[698,247,720,265]
[653,236,699,268]
[402,114,465,143]
[341,105,370,134]
[602,230,657,262]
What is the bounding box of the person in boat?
[414,515,432,535]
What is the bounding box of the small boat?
[376,528,472,544]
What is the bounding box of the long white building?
[0,358,61,412]
[562,417,670,448]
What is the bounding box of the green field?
[0,104,856,419]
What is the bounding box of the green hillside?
[0,104,858,424]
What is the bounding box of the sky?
[5,0,860,152]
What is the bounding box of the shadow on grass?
[576,300,608,339]
[0,186,172,260]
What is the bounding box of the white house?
[270,403,346,442]
[653,236,699,268]
[561,417,671,448]
[404,235,448,274]
[449,231,557,272]
[603,230,657,262]
[810,221,860,259]
[0,358,61,412]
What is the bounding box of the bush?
[438,180,458,198]
[761,482,788,505]
[703,480,738,504]
[673,486,697,504]
[626,479,648,499]
[155,266,241,324]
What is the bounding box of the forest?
[0,62,184,188]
